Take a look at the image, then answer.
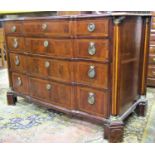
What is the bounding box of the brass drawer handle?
[11,25,16,32]
[88,65,96,79]
[46,84,51,91]
[152,71,155,75]
[43,40,49,47]
[88,23,96,32]
[88,42,96,55]
[13,38,18,48]
[45,61,50,68]
[17,77,22,86]
[42,23,48,31]
[15,55,20,66]
[88,92,95,105]
[153,58,155,62]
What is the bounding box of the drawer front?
[150,46,155,54]
[149,55,155,64]
[27,57,72,82]
[75,39,109,61]
[75,62,108,89]
[25,38,73,58]
[29,78,71,108]
[10,53,27,73]
[12,73,29,95]
[4,22,22,35]
[7,37,25,51]
[23,20,71,36]
[75,18,109,37]
[77,86,108,117]
[148,66,155,78]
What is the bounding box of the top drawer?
[4,21,23,35]
[23,20,71,37]
[75,18,109,37]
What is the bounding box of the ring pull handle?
[13,38,18,48]
[45,61,50,68]
[88,65,96,79]
[11,25,16,32]
[88,92,95,105]
[88,23,96,32]
[17,77,22,86]
[15,55,20,66]
[46,84,52,91]
[43,40,49,48]
[42,23,48,31]
[88,42,96,55]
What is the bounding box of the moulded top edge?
[1,12,152,22]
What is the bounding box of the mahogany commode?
[4,12,151,142]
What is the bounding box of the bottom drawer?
[29,78,72,108]
[77,86,108,117]
[12,72,29,95]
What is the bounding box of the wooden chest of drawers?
[4,13,151,142]
[147,12,155,87]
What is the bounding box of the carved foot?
[104,118,124,143]
[135,101,147,117]
[7,91,17,105]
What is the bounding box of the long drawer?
[11,73,108,117]
[9,53,109,89]
[5,18,109,38]
[7,37,109,62]
[29,78,72,108]
[11,73,108,116]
